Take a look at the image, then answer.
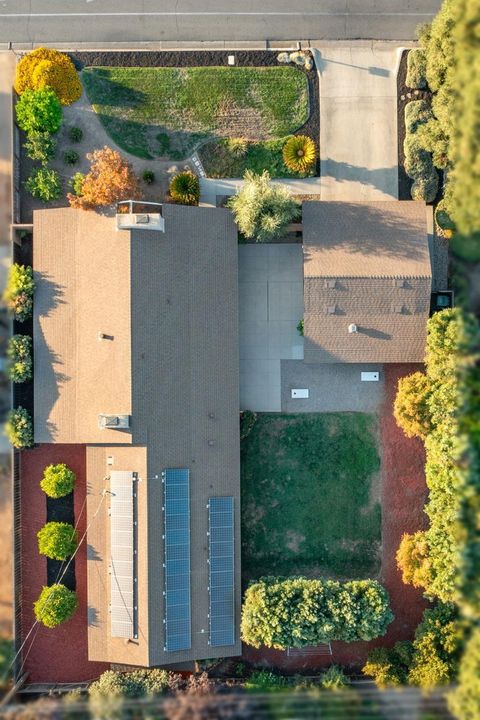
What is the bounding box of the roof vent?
[133,214,149,225]
[98,414,130,429]
[325,279,337,289]
[348,323,358,334]
[326,305,336,315]
[392,304,404,314]
[394,278,407,288]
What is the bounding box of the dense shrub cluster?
[5,407,33,448]
[227,170,299,242]
[23,131,56,165]
[3,263,34,322]
[282,135,316,173]
[15,88,62,135]
[24,167,62,201]
[37,521,77,560]
[448,627,480,720]
[241,576,393,649]
[89,669,174,701]
[169,170,200,206]
[33,584,78,628]
[403,106,439,202]
[15,47,82,106]
[40,463,76,498]
[406,48,427,89]
[362,641,413,688]
[6,334,32,383]
[67,146,140,210]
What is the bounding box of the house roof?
[302,201,432,364]
[33,205,241,666]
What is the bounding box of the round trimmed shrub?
[63,150,79,166]
[15,88,62,135]
[169,171,200,206]
[34,584,78,628]
[404,100,432,135]
[37,521,77,560]
[40,463,76,498]
[142,169,155,184]
[3,264,34,321]
[226,137,248,158]
[15,48,82,105]
[396,531,432,589]
[393,371,432,439]
[283,135,316,173]
[411,172,439,203]
[24,167,62,201]
[406,49,427,89]
[6,334,32,383]
[5,407,33,448]
[23,131,56,165]
[89,669,172,701]
[403,135,433,178]
[68,126,83,143]
[435,199,455,239]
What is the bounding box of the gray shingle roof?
[302,201,432,363]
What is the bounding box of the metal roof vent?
[98,414,130,429]
[133,214,149,225]
[348,323,358,334]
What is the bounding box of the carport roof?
[302,201,432,363]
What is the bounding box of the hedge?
[404,100,432,135]
[6,334,32,383]
[241,576,393,649]
[33,584,78,628]
[88,669,173,703]
[40,463,76,498]
[406,49,427,89]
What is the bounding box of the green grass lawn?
[82,66,309,160]
[241,413,381,583]
[198,136,316,179]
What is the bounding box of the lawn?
[198,136,316,179]
[241,413,381,582]
[82,66,309,160]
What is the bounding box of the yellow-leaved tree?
[14,47,82,105]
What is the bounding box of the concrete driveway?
[314,43,401,201]
[239,244,303,412]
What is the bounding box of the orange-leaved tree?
[67,147,141,210]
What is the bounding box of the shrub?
[24,167,61,201]
[67,147,140,210]
[362,641,413,688]
[226,137,248,158]
[23,131,56,165]
[169,171,200,206]
[63,150,79,165]
[69,172,85,197]
[396,531,432,590]
[283,135,316,173]
[241,576,393,649]
[3,264,34,321]
[435,199,455,239]
[416,119,449,169]
[37,522,77,560]
[408,604,465,690]
[240,410,257,441]
[14,48,82,105]
[40,463,76,498]
[5,407,33,448]
[33,584,78,628]
[411,172,439,202]
[68,126,83,143]
[142,169,155,184]
[320,666,350,690]
[89,669,172,701]
[245,670,288,692]
[394,371,432,439]
[448,626,480,720]
[406,49,427,89]
[6,334,32,383]
[297,318,304,336]
[405,100,432,134]
[403,134,434,178]
[15,88,62,135]
[227,170,299,242]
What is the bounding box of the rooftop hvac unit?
[98,414,130,430]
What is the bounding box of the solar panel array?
[110,470,136,638]
[208,496,235,647]
[163,468,191,652]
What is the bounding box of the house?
[33,204,241,667]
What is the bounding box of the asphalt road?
[0,0,442,45]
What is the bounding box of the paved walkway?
[313,43,400,201]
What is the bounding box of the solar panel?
[208,496,235,647]
[110,471,136,639]
[163,468,191,652]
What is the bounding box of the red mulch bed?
[243,363,429,671]
[19,444,108,684]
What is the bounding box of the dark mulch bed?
[12,234,34,418]
[46,492,76,590]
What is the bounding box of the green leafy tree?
[6,334,32,383]
[37,521,77,560]
[393,371,432,439]
[33,584,78,628]
[241,577,393,649]
[448,626,480,720]
[3,263,35,322]
[362,641,413,688]
[15,88,62,135]
[24,167,62,201]
[227,170,299,242]
[40,463,76,498]
[23,131,56,165]
[5,407,33,448]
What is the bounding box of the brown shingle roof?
[302,201,432,363]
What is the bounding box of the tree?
[227,170,299,242]
[67,146,141,210]
[40,463,76,498]
[448,626,480,720]
[14,47,82,106]
[396,531,432,591]
[37,522,77,561]
[33,584,78,628]
[241,577,393,650]
[15,88,62,135]
[393,371,432,439]
[362,641,413,688]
